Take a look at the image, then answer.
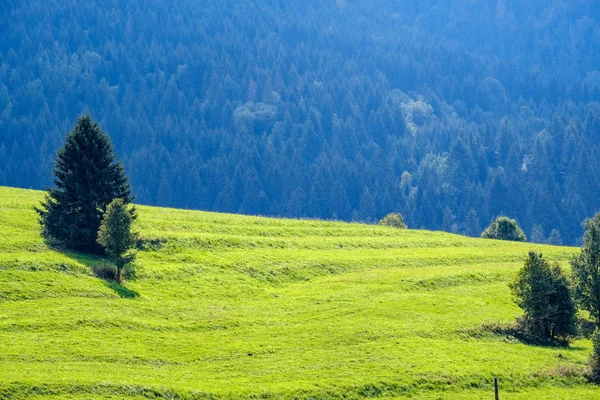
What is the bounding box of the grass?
[0,185,598,399]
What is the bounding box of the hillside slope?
[0,186,597,399]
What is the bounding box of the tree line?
[2,1,600,244]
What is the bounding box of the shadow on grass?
[459,321,587,349]
[49,244,140,299]
[89,263,140,299]
[104,280,140,298]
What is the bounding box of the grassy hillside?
[0,186,597,399]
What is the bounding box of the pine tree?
[530,224,546,244]
[35,116,133,253]
[358,187,376,222]
[547,229,563,246]
[462,209,481,237]
[442,207,458,233]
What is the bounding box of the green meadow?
[0,186,598,399]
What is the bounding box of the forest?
[1,0,600,244]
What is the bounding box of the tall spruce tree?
[35,116,133,253]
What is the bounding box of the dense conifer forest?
[2,0,600,244]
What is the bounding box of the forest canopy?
[1,0,600,244]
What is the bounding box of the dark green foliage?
[589,330,600,383]
[509,252,577,344]
[379,213,407,229]
[35,116,133,253]
[3,1,600,244]
[481,216,527,242]
[97,198,137,282]
[472,321,558,346]
[571,213,600,328]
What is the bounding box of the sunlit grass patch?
[0,186,596,398]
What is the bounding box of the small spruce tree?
[35,116,133,253]
[481,216,526,242]
[97,198,138,282]
[509,251,576,343]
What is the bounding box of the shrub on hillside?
[509,251,577,345]
[481,216,526,242]
[589,330,600,383]
[379,213,407,229]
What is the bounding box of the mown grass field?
[0,185,598,399]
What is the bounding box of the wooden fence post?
[494,377,499,400]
